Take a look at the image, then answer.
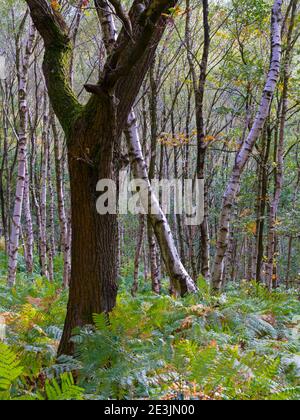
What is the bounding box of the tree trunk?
[0,81,10,252]
[255,125,271,282]
[47,141,56,283]
[51,113,71,287]
[23,158,34,274]
[147,60,162,293]
[27,0,182,356]
[211,0,282,290]
[39,93,49,278]
[132,214,145,296]
[186,0,211,282]
[147,222,161,294]
[58,107,119,356]
[265,0,297,288]
[7,23,35,286]
[285,235,293,288]
[125,112,197,296]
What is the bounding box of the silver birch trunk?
[132,214,145,297]
[211,0,283,290]
[23,157,34,273]
[39,93,49,278]
[96,0,197,295]
[47,143,56,283]
[7,23,35,286]
[265,0,297,288]
[125,113,197,295]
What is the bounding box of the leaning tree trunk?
[125,112,197,295]
[265,0,297,289]
[211,0,283,290]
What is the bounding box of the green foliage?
[71,282,300,400]
[45,373,84,401]
[232,0,271,25]
[0,254,299,400]
[0,343,23,399]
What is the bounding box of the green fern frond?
[0,343,23,393]
[45,373,84,401]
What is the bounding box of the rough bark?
[0,81,10,252]
[26,0,181,355]
[98,0,195,296]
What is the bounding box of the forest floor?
[0,252,299,400]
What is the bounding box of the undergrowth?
[0,254,299,400]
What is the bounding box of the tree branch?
[87,0,177,95]
[108,0,133,37]
[25,0,82,136]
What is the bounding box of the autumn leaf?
[240,208,252,218]
[246,221,257,235]
[50,0,60,11]
[163,6,185,18]
[204,135,215,142]
[0,312,17,325]
[81,0,90,11]
[175,316,194,333]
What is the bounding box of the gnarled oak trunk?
[59,104,118,355]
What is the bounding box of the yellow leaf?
[246,221,257,235]
[204,135,215,143]
[51,0,60,11]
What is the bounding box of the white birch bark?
[265,0,297,288]
[23,157,34,273]
[96,0,197,295]
[47,141,56,283]
[125,113,197,295]
[211,0,283,290]
[131,214,145,296]
[147,219,161,294]
[39,93,49,278]
[7,23,36,286]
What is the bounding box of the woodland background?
[0,0,299,400]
